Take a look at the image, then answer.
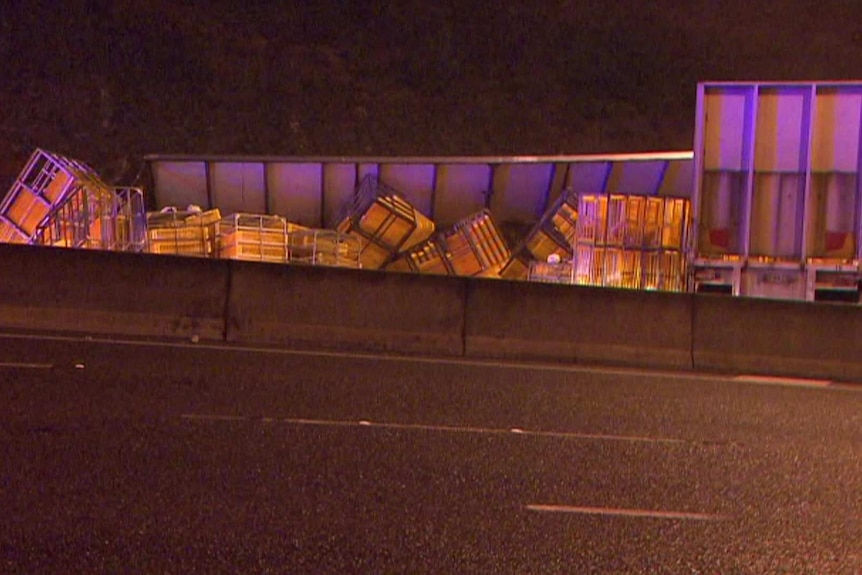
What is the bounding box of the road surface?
[0,333,860,573]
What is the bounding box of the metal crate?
[0,149,111,244]
[34,186,146,252]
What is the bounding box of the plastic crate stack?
[390,209,510,278]
[287,229,361,269]
[146,207,221,257]
[336,175,435,269]
[215,213,308,263]
[34,186,146,252]
[0,149,113,245]
[574,193,689,291]
[501,188,578,280]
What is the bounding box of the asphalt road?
[0,333,860,574]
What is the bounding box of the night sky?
[1,0,861,185]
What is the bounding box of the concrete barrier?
[693,295,862,382]
[226,262,466,356]
[464,279,694,370]
[0,244,229,340]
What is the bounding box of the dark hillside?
[1,0,860,186]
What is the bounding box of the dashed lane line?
[180,414,686,445]
[525,504,730,522]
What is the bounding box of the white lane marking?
[733,374,832,388]
[0,362,53,369]
[2,331,857,392]
[181,414,247,422]
[525,504,730,522]
[180,414,685,445]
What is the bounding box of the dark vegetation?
[1,0,860,189]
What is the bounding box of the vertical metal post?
[742,85,760,260]
[262,161,272,215]
[429,162,439,221]
[204,161,214,211]
[800,84,817,264]
[319,163,327,229]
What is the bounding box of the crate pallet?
[146,208,221,257]
[288,229,361,269]
[216,213,304,263]
[336,175,434,269]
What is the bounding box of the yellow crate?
[148,240,211,256]
[387,238,450,275]
[340,191,435,257]
[0,220,28,243]
[499,254,531,280]
[6,186,52,236]
[148,226,211,242]
[219,242,288,262]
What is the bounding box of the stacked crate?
[216,213,306,263]
[0,149,110,244]
[287,229,361,269]
[336,176,435,269]
[501,188,578,280]
[34,186,146,252]
[574,193,689,291]
[146,207,221,257]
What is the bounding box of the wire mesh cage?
[215,213,304,263]
[0,148,112,244]
[287,228,361,269]
[34,186,146,252]
[335,175,435,269]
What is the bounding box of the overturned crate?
[387,236,452,276]
[441,210,510,277]
[501,188,579,280]
[216,213,306,263]
[34,186,146,252]
[336,175,435,269]
[0,148,112,244]
[146,207,221,257]
[287,228,361,269]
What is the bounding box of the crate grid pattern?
[336,175,434,269]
